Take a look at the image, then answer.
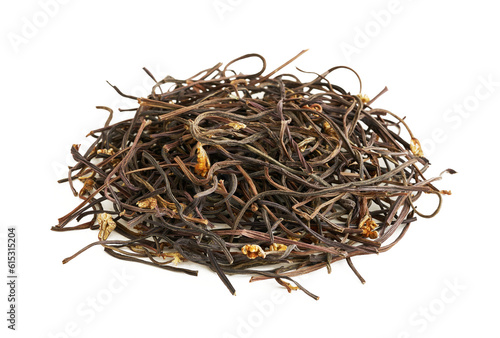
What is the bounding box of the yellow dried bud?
[194,142,211,177]
[410,138,424,157]
[359,214,379,239]
[268,243,287,252]
[286,233,301,241]
[164,252,184,266]
[97,148,115,156]
[322,121,338,138]
[357,94,370,104]
[228,122,247,130]
[136,197,158,209]
[97,213,116,240]
[241,244,266,259]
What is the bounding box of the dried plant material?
[186,79,206,93]
[286,234,301,242]
[132,224,150,233]
[357,93,370,104]
[275,278,299,293]
[136,197,158,209]
[170,253,184,266]
[55,51,453,300]
[410,137,424,157]
[322,121,338,138]
[160,252,184,266]
[297,137,316,152]
[301,104,322,118]
[268,243,287,252]
[97,148,115,156]
[78,178,94,198]
[289,90,303,100]
[241,244,266,259]
[359,214,379,239]
[194,142,210,177]
[230,79,248,86]
[227,122,247,130]
[97,213,116,241]
[302,103,323,113]
[129,245,148,254]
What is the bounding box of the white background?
[1,1,498,337]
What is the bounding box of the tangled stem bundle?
[54,51,453,299]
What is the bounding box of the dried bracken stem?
[54,52,453,299]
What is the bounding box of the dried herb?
[53,51,454,299]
